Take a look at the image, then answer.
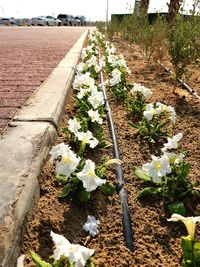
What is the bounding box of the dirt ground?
[21,37,200,266]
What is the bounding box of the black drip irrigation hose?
[98,52,134,252]
[158,61,200,100]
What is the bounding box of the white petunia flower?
[167,214,200,240]
[76,85,97,100]
[85,55,97,68]
[163,152,185,164]
[107,54,119,67]
[75,130,99,148]
[73,72,95,90]
[142,155,171,183]
[156,103,176,124]
[143,103,161,121]
[88,90,105,109]
[109,68,121,86]
[161,133,183,152]
[130,83,152,98]
[68,118,81,134]
[17,255,25,267]
[94,64,101,73]
[50,143,71,160]
[76,62,86,74]
[155,102,166,113]
[81,49,88,61]
[83,215,100,236]
[166,105,176,124]
[77,159,106,192]
[109,45,116,54]
[56,149,81,177]
[77,88,90,99]
[88,109,103,124]
[51,231,95,267]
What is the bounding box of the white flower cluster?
[68,116,99,148]
[81,43,99,61]
[50,143,106,192]
[104,40,131,75]
[76,55,101,75]
[130,83,152,98]
[73,72,95,90]
[142,133,184,183]
[70,38,107,148]
[110,68,122,86]
[51,231,94,267]
[143,102,176,124]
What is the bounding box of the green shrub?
[168,14,200,82]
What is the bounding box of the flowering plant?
[50,144,119,202]
[168,214,200,266]
[126,83,152,117]
[62,81,106,144]
[108,67,131,101]
[134,134,199,215]
[29,231,95,267]
[76,55,101,79]
[62,115,104,151]
[131,102,176,143]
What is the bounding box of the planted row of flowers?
[18,31,125,267]
[97,32,200,266]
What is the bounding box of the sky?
[0,0,199,20]
[148,0,200,15]
[0,0,136,21]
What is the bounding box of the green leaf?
[167,201,186,216]
[148,137,156,143]
[30,251,52,267]
[98,140,112,149]
[155,120,169,131]
[193,242,200,263]
[56,174,68,184]
[181,236,194,265]
[85,257,96,267]
[78,190,91,202]
[134,168,151,181]
[138,187,160,198]
[129,122,140,129]
[181,163,190,179]
[59,184,72,198]
[100,182,116,195]
[53,255,74,267]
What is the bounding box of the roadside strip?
[0,29,88,267]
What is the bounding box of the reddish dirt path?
[0,26,88,134]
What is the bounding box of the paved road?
[0,26,88,134]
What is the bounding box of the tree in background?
[167,0,181,22]
[140,0,150,14]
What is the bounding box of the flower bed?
[20,30,200,266]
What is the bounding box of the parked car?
[31,16,49,26]
[75,15,87,26]
[57,14,75,26]
[15,18,32,26]
[74,16,81,26]
[44,16,62,26]
[0,18,15,26]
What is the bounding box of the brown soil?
[21,37,200,266]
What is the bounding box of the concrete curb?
[14,30,88,126]
[0,29,88,267]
